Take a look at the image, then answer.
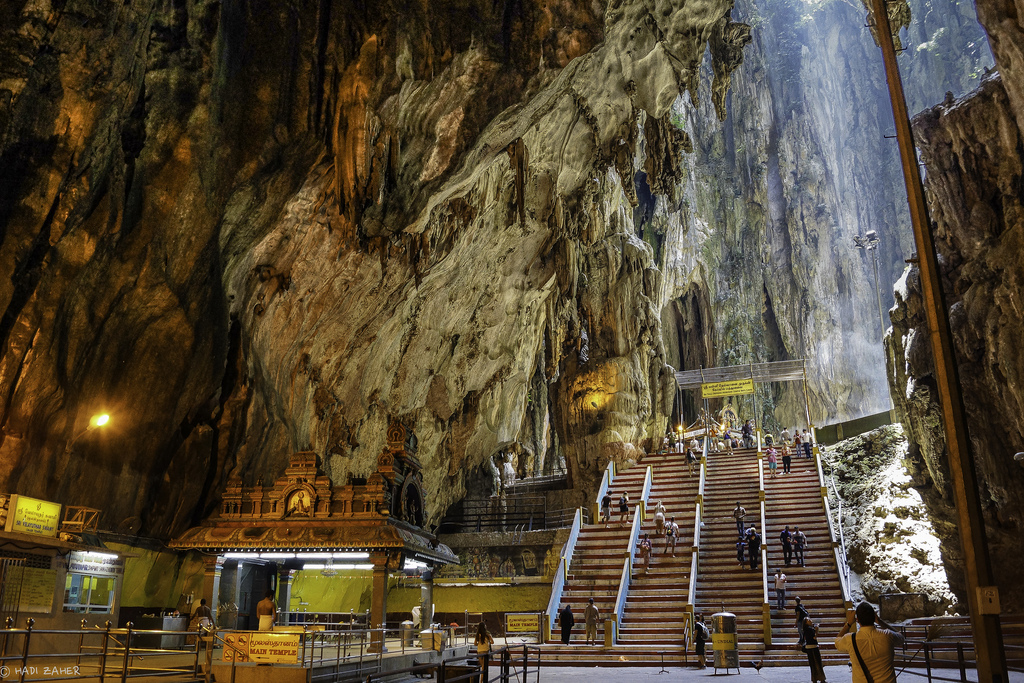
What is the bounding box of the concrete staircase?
[764,451,849,659]
[554,464,647,644]
[617,451,700,645]
[693,447,766,654]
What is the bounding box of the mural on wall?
[437,546,554,579]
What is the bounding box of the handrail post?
[121,622,133,683]
[19,618,33,683]
[100,621,111,679]
[957,642,967,682]
[924,643,932,683]
[77,618,87,670]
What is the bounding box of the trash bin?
[420,628,445,650]
[401,621,416,646]
[711,612,740,672]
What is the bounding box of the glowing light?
[90,414,110,428]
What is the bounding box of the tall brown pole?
[867,0,1006,679]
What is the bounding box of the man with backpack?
[693,614,710,669]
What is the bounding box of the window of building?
[63,573,115,613]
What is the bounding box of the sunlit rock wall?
[0,0,748,535]
[654,0,991,428]
[824,426,954,616]
[889,71,1024,609]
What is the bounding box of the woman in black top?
[802,620,827,682]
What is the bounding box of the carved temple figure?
[719,403,738,430]
[487,454,502,497]
[501,452,517,490]
[287,490,312,516]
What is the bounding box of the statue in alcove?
[287,490,312,516]
[719,403,738,431]
[501,452,518,490]
[487,455,502,497]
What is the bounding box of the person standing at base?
[256,590,276,631]
[475,622,494,659]
[795,597,809,646]
[802,620,827,683]
[835,603,905,683]
[559,604,574,645]
[583,598,600,646]
[693,614,709,669]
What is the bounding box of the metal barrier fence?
[0,617,203,682]
[365,644,541,683]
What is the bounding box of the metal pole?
[867,0,1007,679]
[871,248,886,341]
[801,360,812,430]
[19,619,32,683]
[121,623,132,683]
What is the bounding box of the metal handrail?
[640,466,653,518]
[688,437,708,607]
[595,460,615,508]
[612,556,630,642]
[758,451,770,646]
[545,507,582,636]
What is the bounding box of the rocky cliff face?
[655,0,991,429]
[888,71,1024,609]
[0,0,749,535]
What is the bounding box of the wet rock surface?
[823,426,954,616]
[888,71,1024,610]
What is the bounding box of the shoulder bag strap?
[851,632,875,683]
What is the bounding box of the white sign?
[67,552,123,576]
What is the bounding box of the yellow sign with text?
[701,379,754,399]
[711,632,737,650]
[506,613,540,633]
[5,495,61,537]
[221,632,300,663]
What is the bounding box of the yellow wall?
[289,571,549,617]
[111,544,205,609]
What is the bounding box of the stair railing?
[816,450,854,607]
[758,449,771,647]
[639,465,653,519]
[612,501,645,642]
[544,507,583,639]
[687,435,709,608]
[827,474,851,589]
[593,460,616,522]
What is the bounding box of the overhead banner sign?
[701,379,754,399]
[68,552,124,576]
[222,632,300,663]
[5,495,61,537]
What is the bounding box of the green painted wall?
[112,544,205,609]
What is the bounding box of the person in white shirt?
[835,603,905,683]
[654,501,667,536]
[774,570,787,611]
[665,517,679,556]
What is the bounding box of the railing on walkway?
[544,507,583,640]
[686,437,708,609]
[0,618,204,682]
[594,460,616,522]
[440,495,576,533]
[365,644,542,683]
[815,448,853,607]
[757,450,771,647]
[891,635,1024,681]
[639,465,653,518]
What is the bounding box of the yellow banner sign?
[222,632,300,663]
[18,568,56,613]
[711,632,737,650]
[701,379,754,399]
[5,495,61,537]
[506,613,540,632]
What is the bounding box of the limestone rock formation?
[0,0,750,535]
[889,71,1024,609]
[824,426,954,616]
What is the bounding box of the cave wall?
[0,0,749,536]
[653,0,992,430]
[888,71,1024,609]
